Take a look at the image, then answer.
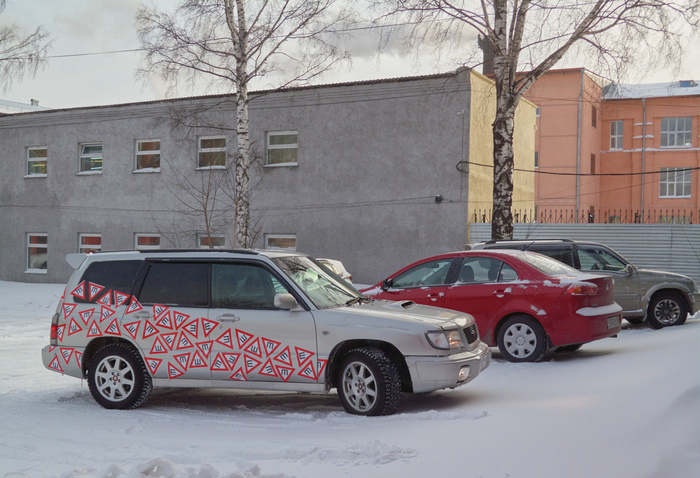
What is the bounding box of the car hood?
[636,268,695,286]
[319,299,474,330]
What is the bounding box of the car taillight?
[49,312,60,345]
[564,282,598,296]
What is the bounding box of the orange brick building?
[527,68,700,223]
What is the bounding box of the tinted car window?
[137,262,208,306]
[527,246,575,267]
[458,257,504,283]
[578,246,627,272]
[499,263,518,281]
[76,260,142,303]
[392,259,452,288]
[212,262,288,309]
[519,252,580,276]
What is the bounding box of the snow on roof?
[603,80,700,99]
[0,99,51,114]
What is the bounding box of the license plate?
[607,315,621,329]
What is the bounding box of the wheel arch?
[81,337,142,377]
[325,340,413,393]
[647,287,691,313]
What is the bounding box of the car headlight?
[426,330,465,350]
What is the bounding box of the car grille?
[463,324,479,344]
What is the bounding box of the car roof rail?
[483,238,574,244]
[138,249,260,255]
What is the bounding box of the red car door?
[381,258,454,308]
[444,256,518,342]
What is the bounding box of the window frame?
[197,233,225,249]
[78,233,102,254]
[659,167,692,198]
[135,233,161,250]
[197,135,227,169]
[266,130,299,167]
[134,139,161,172]
[264,234,297,251]
[78,142,103,174]
[609,120,623,150]
[26,233,48,274]
[660,117,693,148]
[26,146,48,178]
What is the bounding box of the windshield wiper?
[345,297,368,306]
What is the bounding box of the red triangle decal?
[87,282,105,301]
[123,321,140,340]
[243,354,261,374]
[155,311,173,330]
[97,290,112,306]
[273,346,293,366]
[56,324,66,342]
[167,362,184,379]
[262,337,282,356]
[201,318,219,337]
[235,329,254,348]
[70,281,86,300]
[150,336,168,354]
[174,353,191,370]
[78,308,94,326]
[259,359,279,377]
[104,318,121,336]
[126,297,143,314]
[160,332,177,350]
[244,337,262,357]
[173,311,190,330]
[210,353,229,371]
[195,340,213,359]
[100,305,116,323]
[190,351,208,368]
[62,303,76,319]
[295,346,315,366]
[48,355,64,373]
[222,352,241,370]
[60,347,74,364]
[75,351,83,368]
[142,320,159,339]
[215,329,234,349]
[67,318,83,336]
[276,365,295,382]
[145,357,162,374]
[176,332,194,350]
[297,360,317,380]
[229,367,247,381]
[86,320,102,338]
[182,318,199,338]
[114,291,130,307]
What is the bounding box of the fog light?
[458,365,470,382]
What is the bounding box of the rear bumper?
[549,303,623,347]
[406,342,491,393]
[690,291,700,315]
[42,344,84,378]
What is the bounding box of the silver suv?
[472,239,699,329]
[42,249,490,416]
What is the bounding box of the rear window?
[137,262,209,307]
[527,246,575,267]
[518,252,579,277]
[75,260,142,303]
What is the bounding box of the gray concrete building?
[0,68,535,285]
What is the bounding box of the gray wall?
[0,71,474,285]
[469,223,700,283]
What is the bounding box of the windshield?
[272,255,361,309]
[519,251,581,277]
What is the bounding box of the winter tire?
[647,292,688,329]
[497,315,547,363]
[337,346,401,416]
[625,317,645,326]
[87,343,152,410]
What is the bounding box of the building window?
[610,120,623,150]
[198,234,225,249]
[661,117,692,148]
[535,106,540,117]
[135,234,161,250]
[265,234,296,250]
[135,140,161,171]
[79,143,103,173]
[534,151,539,168]
[659,167,691,198]
[590,154,596,175]
[26,233,48,273]
[198,136,226,168]
[79,234,102,254]
[591,106,597,128]
[266,131,298,166]
[26,146,47,176]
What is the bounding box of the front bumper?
[406,342,491,393]
[690,290,700,316]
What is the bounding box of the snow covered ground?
[1,280,699,478]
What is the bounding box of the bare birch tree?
[0,0,52,91]
[376,0,700,239]
[136,0,348,248]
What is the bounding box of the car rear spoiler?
[66,253,87,269]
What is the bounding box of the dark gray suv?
[472,239,699,329]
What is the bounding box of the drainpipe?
[575,70,584,220]
[641,98,646,223]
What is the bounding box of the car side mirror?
[625,264,635,276]
[274,293,300,311]
[382,278,393,291]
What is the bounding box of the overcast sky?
[3,0,700,109]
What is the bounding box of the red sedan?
[361,250,623,362]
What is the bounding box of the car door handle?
[494,289,511,298]
[134,312,152,320]
[217,313,240,322]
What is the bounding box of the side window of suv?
[577,246,626,272]
[75,260,143,303]
[211,262,289,309]
[527,246,575,267]
[137,262,209,306]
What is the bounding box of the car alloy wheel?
[497,315,547,363]
[87,343,152,409]
[337,347,401,416]
[647,292,688,329]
